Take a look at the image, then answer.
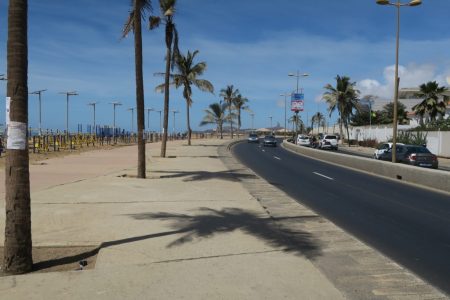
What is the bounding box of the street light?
[109,101,122,142]
[30,89,47,136]
[156,110,162,135]
[250,113,255,132]
[376,0,421,163]
[59,91,78,136]
[87,101,99,134]
[288,70,309,94]
[171,110,179,134]
[268,116,273,133]
[145,108,154,131]
[128,107,135,133]
[280,93,291,138]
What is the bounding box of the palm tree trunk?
[237,110,241,138]
[219,122,223,139]
[186,100,191,146]
[161,46,171,157]
[134,0,145,178]
[4,0,33,274]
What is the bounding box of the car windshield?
[249,134,257,138]
[325,135,337,139]
[265,136,275,139]
[408,146,431,154]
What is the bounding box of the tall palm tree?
[288,114,304,134]
[323,75,360,146]
[232,94,250,137]
[156,50,214,145]
[413,81,448,124]
[150,0,179,157]
[312,112,324,134]
[122,0,151,178]
[220,85,239,139]
[200,102,229,139]
[4,0,33,274]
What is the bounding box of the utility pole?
[110,101,122,143]
[156,110,162,134]
[87,101,98,134]
[172,110,179,135]
[59,91,78,136]
[30,89,46,136]
[145,108,154,132]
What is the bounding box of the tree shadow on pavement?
[154,169,257,182]
[128,207,322,259]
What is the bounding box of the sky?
[1,0,450,133]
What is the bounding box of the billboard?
[291,93,304,112]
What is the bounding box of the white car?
[296,135,310,146]
[319,135,338,150]
[373,142,404,159]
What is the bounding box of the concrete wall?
[283,141,450,194]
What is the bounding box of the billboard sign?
[291,93,304,112]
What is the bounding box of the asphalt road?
[232,140,450,295]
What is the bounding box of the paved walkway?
[0,140,345,299]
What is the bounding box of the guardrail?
[282,140,450,194]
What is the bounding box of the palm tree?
[200,102,229,139]
[311,112,324,134]
[413,81,448,124]
[220,85,239,138]
[122,0,151,178]
[150,0,179,157]
[4,0,33,274]
[232,94,250,137]
[288,114,304,134]
[323,75,360,146]
[156,50,214,145]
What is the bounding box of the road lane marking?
[262,149,266,152]
[313,172,334,180]
[274,156,281,160]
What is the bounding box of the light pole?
[145,108,154,132]
[156,110,162,134]
[87,101,98,134]
[59,91,78,136]
[171,110,179,135]
[280,93,290,138]
[30,89,46,136]
[376,0,421,162]
[250,113,255,132]
[110,101,122,142]
[128,107,135,133]
[288,70,309,94]
[269,116,273,131]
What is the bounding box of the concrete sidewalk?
[0,139,346,299]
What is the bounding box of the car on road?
[319,135,338,150]
[247,133,259,143]
[296,134,310,147]
[263,135,277,147]
[379,144,438,169]
[373,142,404,159]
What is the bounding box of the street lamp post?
[156,110,162,135]
[376,0,421,163]
[250,113,255,132]
[110,101,122,143]
[145,108,154,132]
[280,93,290,138]
[87,101,98,134]
[30,89,46,136]
[171,110,179,135]
[269,116,273,131]
[128,107,135,133]
[59,91,78,136]
[288,71,309,135]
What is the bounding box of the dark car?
[263,135,277,147]
[379,144,438,169]
[247,133,259,143]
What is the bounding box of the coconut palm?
[220,85,239,138]
[323,75,360,146]
[200,102,229,139]
[232,94,250,137]
[288,114,304,133]
[413,81,448,124]
[4,0,33,274]
[150,0,179,157]
[311,112,325,134]
[122,0,151,178]
[156,50,214,145]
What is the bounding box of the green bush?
[390,131,428,145]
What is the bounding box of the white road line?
[313,172,334,180]
[262,149,266,152]
[274,156,281,160]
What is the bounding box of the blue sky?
[1,0,449,132]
